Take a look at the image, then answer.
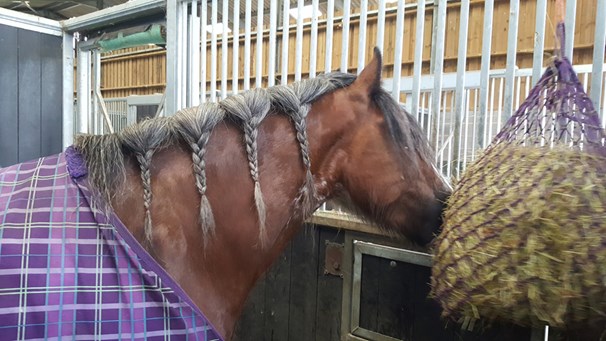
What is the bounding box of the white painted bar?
[191,0,200,106]
[502,0,519,123]
[222,0,229,98]
[244,0,252,90]
[324,0,335,73]
[268,0,278,86]
[200,1,207,102]
[357,0,368,74]
[281,0,290,85]
[232,0,240,94]
[210,0,218,101]
[165,0,179,113]
[295,0,304,81]
[77,48,91,133]
[376,0,386,53]
[430,0,446,117]
[590,0,606,113]
[391,0,405,99]
[340,0,351,72]
[564,0,576,62]
[411,0,426,122]
[477,0,494,148]
[453,0,470,178]
[256,0,264,88]
[532,0,547,86]
[62,33,75,147]
[310,0,319,78]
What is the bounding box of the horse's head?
[311,48,450,246]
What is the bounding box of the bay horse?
[0,49,448,340]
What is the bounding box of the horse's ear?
[352,47,383,96]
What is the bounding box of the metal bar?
[62,0,165,33]
[324,0,335,73]
[564,0,576,62]
[244,0,252,90]
[165,0,179,114]
[256,0,264,88]
[357,0,368,73]
[232,0,240,93]
[391,0,406,99]
[411,0,426,122]
[502,0,519,124]
[310,0,319,78]
[92,50,101,134]
[210,0,218,101]
[477,0,494,148]
[180,4,188,108]
[591,0,606,113]
[295,0,304,81]
[531,0,547,86]
[376,0,386,53]
[340,0,351,72]
[191,0,200,106]
[95,90,115,134]
[222,0,229,98]
[200,1,207,102]
[63,33,75,147]
[430,0,446,120]
[268,0,278,86]
[453,0,470,178]
[281,0,289,85]
[77,48,91,133]
[0,7,62,36]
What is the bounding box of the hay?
[431,143,606,328]
[430,23,606,328]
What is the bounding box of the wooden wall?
[99,0,600,98]
[0,24,63,167]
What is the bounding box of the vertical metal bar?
[376,0,386,53]
[77,48,91,133]
[477,0,493,147]
[268,0,278,86]
[324,0,335,73]
[502,0,519,124]
[564,0,576,62]
[453,0,470,178]
[392,0,406,99]
[281,0,289,85]
[166,0,179,114]
[412,0,426,122]
[92,50,100,134]
[295,0,304,81]
[256,0,264,88]
[62,33,74,147]
[244,0,252,90]
[222,0,229,98]
[340,0,351,72]
[430,0,446,120]
[591,0,606,113]
[357,0,368,73]
[180,4,188,107]
[532,0,547,86]
[210,0,218,101]
[200,0,207,102]
[310,0,319,78]
[232,0,240,94]
[191,0,200,106]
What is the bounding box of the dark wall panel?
[0,23,63,167]
[0,25,19,167]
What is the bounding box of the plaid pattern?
[0,148,222,341]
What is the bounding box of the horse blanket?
[0,147,222,341]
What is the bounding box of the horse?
[0,48,449,340]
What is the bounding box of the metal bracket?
[324,241,344,278]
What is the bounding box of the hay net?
[491,23,605,153]
[430,22,606,329]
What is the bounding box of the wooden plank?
[40,34,63,157]
[287,226,319,341]
[314,228,344,341]
[358,254,380,334]
[232,274,266,340]
[263,236,292,341]
[17,29,42,163]
[0,24,19,167]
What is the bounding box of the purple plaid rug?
[0,147,222,341]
